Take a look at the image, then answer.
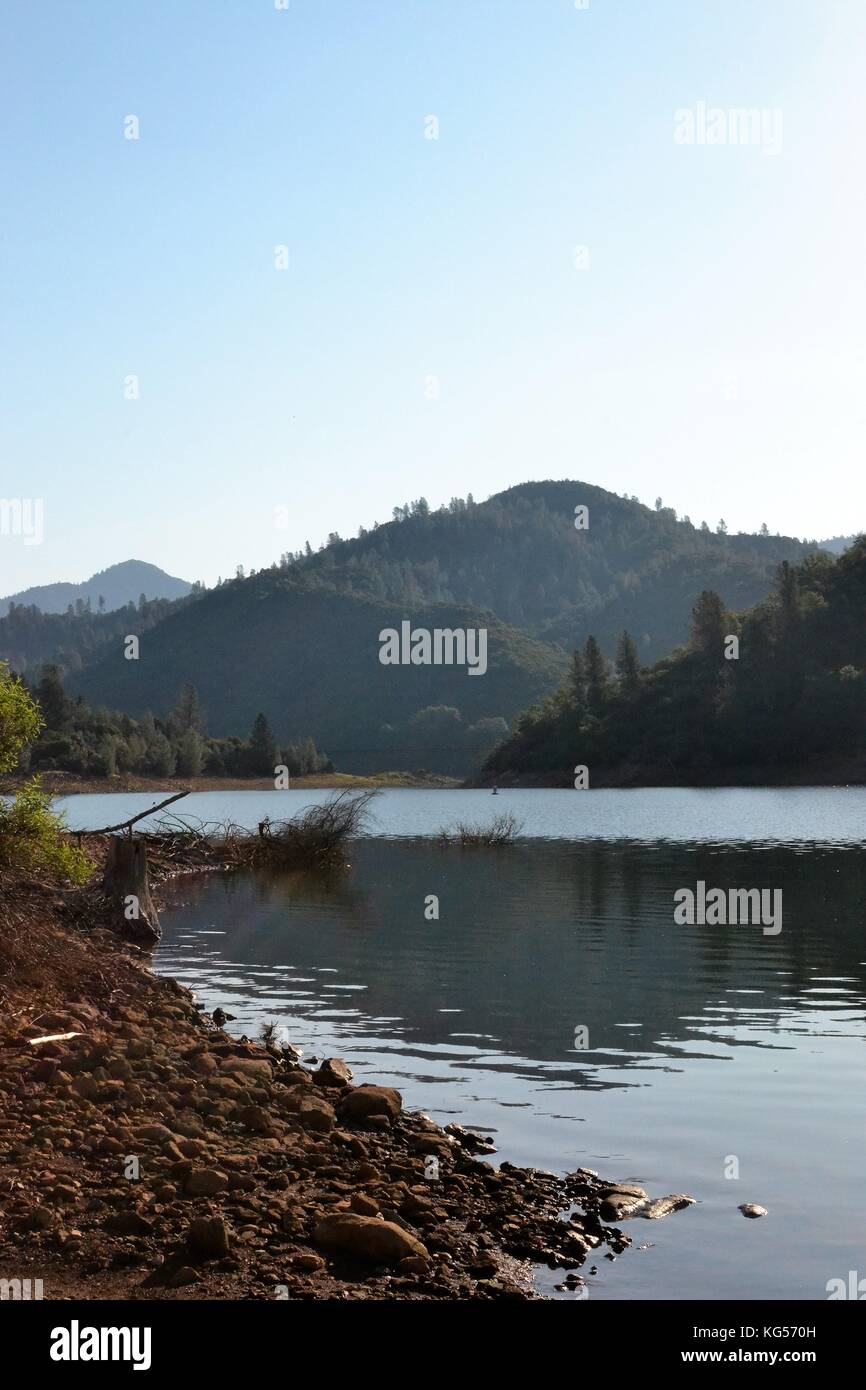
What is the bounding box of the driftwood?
[102,836,161,945]
[87,790,190,836]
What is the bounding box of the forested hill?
[286,481,819,660]
[0,560,191,618]
[2,484,818,678]
[482,540,866,787]
[68,573,565,775]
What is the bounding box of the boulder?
[185,1167,229,1197]
[314,1212,427,1265]
[220,1057,273,1083]
[314,1059,353,1089]
[297,1095,336,1133]
[339,1085,402,1124]
[187,1215,231,1259]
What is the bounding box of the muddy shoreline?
[0,850,691,1301]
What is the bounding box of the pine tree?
[689,590,727,660]
[567,649,587,717]
[583,635,608,714]
[35,665,71,730]
[171,683,201,735]
[175,729,203,777]
[249,712,279,775]
[615,631,641,697]
[775,560,800,635]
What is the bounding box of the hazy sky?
[2,0,864,593]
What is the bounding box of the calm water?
[62,788,866,1301]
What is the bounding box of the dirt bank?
[0,771,458,798]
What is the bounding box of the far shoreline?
[0,771,461,798]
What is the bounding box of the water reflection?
[155,836,866,1300]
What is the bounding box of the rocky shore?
[0,868,693,1302]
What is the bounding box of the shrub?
[438,811,523,846]
[238,789,378,869]
[0,777,93,884]
[0,663,42,772]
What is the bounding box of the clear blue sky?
[2,0,864,593]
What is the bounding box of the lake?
[59,787,866,1301]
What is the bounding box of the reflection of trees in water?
[158,839,866,1092]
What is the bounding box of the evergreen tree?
[583,634,608,714]
[689,591,727,661]
[175,729,203,777]
[775,560,800,637]
[35,664,71,730]
[615,631,641,697]
[171,683,201,735]
[249,712,279,775]
[567,649,587,717]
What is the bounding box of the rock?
[641,1195,696,1220]
[237,1105,278,1137]
[105,1210,154,1236]
[185,1167,229,1197]
[339,1086,402,1124]
[350,1192,381,1216]
[133,1123,174,1144]
[739,1204,768,1219]
[187,1215,231,1259]
[314,1212,428,1265]
[293,1252,325,1273]
[167,1265,199,1288]
[71,1075,99,1100]
[314,1058,353,1089]
[444,1124,496,1153]
[220,1057,273,1082]
[601,1183,647,1198]
[297,1095,336,1133]
[599,1186,649,1221]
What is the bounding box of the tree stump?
[102,836,161,945]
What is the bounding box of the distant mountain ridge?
[0,560,191,617]
[818,535,857,556]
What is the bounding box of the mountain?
[482,541,866,786]
[0,560,191,618]
[286,482,819,661]
[818,535,856,556]
[69,573,565,774]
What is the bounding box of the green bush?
[0,662,42,771]
[0,777,93,884]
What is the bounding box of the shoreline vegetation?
[481,541,866,789]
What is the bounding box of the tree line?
[13,668,331,780]
[484,539,866,784]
